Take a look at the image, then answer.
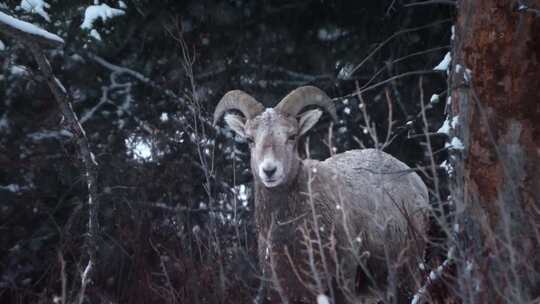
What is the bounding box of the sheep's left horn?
[213,90,265,125]
[275,86,337,121]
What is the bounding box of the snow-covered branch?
[0,10,63,48]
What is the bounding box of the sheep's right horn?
[213,90,265,125]
[275,86,337,121]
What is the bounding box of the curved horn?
[213,90,265,125]
[274,86,337,121]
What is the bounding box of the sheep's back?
[325,148,428,208]
[324,148,428,234]
[320,149,429,292]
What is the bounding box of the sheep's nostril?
[263,167,277,178]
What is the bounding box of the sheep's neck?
[254,164,306,244]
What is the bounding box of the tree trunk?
[451,0,540,302]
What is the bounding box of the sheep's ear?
[298,109,323,136]
[224,114,247,137]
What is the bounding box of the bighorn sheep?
[214,86,429,303]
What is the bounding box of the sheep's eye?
[246,137,254,144]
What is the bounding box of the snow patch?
[411,292,424,304]
[1,184,21,192]
[466,260,474,272]
[0,11,64,44]
[237,184,248,201]
[10,65,28,76]
[81,3,125,30]
[20,0,50,22]
[0,113,9,131]
[317,294,331,304]
[160,112,169,122]
[437,115,458,135]
[440,160,450,172]
[337,63,354,80]
[0,39,4,50]
[433,52,451,71]
[125,134,153,161]
[27,130,73,141]
[451,116,459,129]
[89,29,101,40]
[0,183,32,193]
[446,137,464,150]
[464,68,472,82]
[430,94,439,104]
[318,26,344,41]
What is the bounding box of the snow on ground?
[19,0,50,22]
[81,3,125,30]
[433,52,451,71]
[0,11,64,44]
[0,39,5,50]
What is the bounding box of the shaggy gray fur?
[255,149,429,303]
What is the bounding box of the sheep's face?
[225,108,322,188]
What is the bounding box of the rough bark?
[451,0,540,302]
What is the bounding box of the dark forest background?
[0,1,454,303]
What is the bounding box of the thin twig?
[58,250,67,304]
[349,19,452,77]
[404,0,456,8]
[335,70,445,101]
